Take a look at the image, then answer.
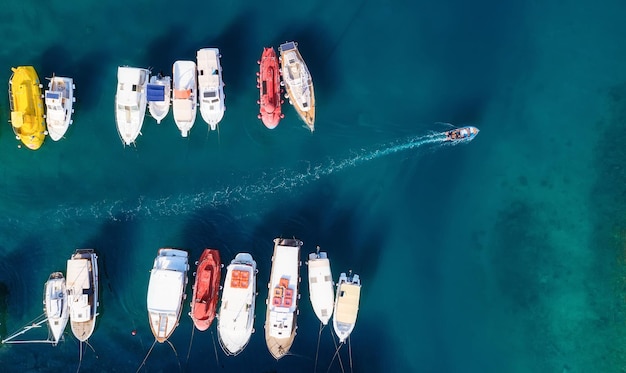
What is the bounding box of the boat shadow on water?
[73,214,147,371]
[276,22,339,105]
[240,182,385,372]
[37,45,112,112]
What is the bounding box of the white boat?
[172,61,197,137]
[44,75,75,141]
[1,272,71,346]
[147,248,189,343]
[264,237,302,360]
[278,41,315,132]
[45,272,69,345]
[217,253,257,356]
[147,72,171,124]
[307,248,334,325]
[332,272,361,343]
[197,48,225,131]
[115,66,150,145]
[67,249,99,342]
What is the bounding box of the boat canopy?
[174,89,191,99]
[280,41,296,52]
[45,92,61,100]
[118,67,148,85]
[148,269,184,313]
[67,259,93,322]
[147,84,165,102]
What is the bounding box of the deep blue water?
[1,0,626,372]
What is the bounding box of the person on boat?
[446,128,469,141]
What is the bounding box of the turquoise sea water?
[1,0,626,372]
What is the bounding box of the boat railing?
[8,87,15,112]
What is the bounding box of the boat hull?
[115,66,150,146]
[217,253,257,356]
[147,248,189,343]
[197,48,225,130]
[172,61,197,137]
[45,76,75,141]
[279,42,315,132]
[307,251,334,325]
[148,74,171,124]
[9,66,46,150]
[257,47,283,129]
[190,248,221,331]
[45,272,69,345]
[265,238,302,360]
[332,272,361,343]
[67,249,99,342]
[444,126,479,142]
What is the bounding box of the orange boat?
[190,249,222,331]
[257,47,283,129]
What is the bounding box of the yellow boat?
[9,66,46,150]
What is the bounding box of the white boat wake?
[47,132,449,224]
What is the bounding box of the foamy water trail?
[47,132,447,223]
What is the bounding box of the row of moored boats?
[1,238,360,363]
[6,41,315,150]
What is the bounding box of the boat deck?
[278,44,315,131]
[197,48,221,89]
[265,238,301,359]
[308,255,334,324]
[335,282,360,324]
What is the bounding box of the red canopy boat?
[190,249,221,331]
[257,47,284,129]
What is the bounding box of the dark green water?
[0,0,626,372]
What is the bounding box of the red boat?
[257,47,284,129]
[190,249,221,331]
